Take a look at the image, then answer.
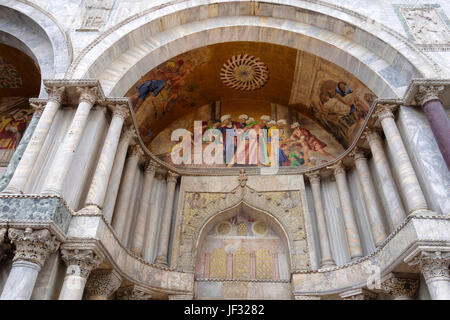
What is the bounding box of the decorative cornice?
[381,274,419,298]
[416,85,445,106]
[84,269,122,299]
[61,248,104,279]
[406,250,450,282]
[8,228,60,268]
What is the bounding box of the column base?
[154,255,168,266]
[408,209,436,217]
[320,260,336,268]
[1,186,23,195]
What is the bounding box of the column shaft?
[111,146,141,241]
[131,163,156,255]
[42,88,97,195]
[155,172,178,266]
[331,163,363,259]
[142,174,163,262]
[3,87,64,194]
[352,150,387,246]
[306,173,334,267]
[85,106,128,208]
[365,129,405,228]
[377,106,427,214]
[102,129,135,222]
[0,261,40,300]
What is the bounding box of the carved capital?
[340,288,377,300]
[76,86,99,105]
[45,86,65,104]
[327,160,346,176]
[373,103,396,122]
[144,160,158,174]
[61,249,103,279]
[116,286,152,300]
[122,127,137,143]
[381,274,419,298]
[407,251,450,282]
[8,228,60,267]
[84,269,122,299]
[348,147,366,161]
[305,171,320,185]
[128,144,144,159]
[167,171,179,183]
[362,128,381,144]
[29,102,46,116]
[416,85,444,106]
[111,104,129,120]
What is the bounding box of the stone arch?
[174,185,310,275]
[67,0,442,99]
[0,2,72,96]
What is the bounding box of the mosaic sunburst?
[220,54,269,91]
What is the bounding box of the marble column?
[142,173,164,262]
[3,86,65,194]
[305,172,335,267]
[111,145,143,241]
[84,105,129,211]
[407,251,450,300]
[84,269,122,300]
[364,129,405,228]
[416,85,450,170]
[381,273,419,300]
[339,288,377,300]
[58,249,103,300]
[374,104,428,215]
[350,148,387,246]
[116,286,152,300]
[102,128,136,222]
[41,86,98,196]
[155,171,179,266]
[0,102,44,191]
[130,161,157,256]
[329,161,363,260]
[0,228,59,300]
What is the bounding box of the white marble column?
[407,251,450,300]
[305,172,335,268]
[102,128,136,222]
[381,273,419,300]
[374,104,428,215]
[111,145,143,241]
[41,86,98,196]
[0,228,59,300]
[2,86,65,194]
[84,269,122,300]
[329,161,363,260]
[58,249,103,300]
[85,105,129,210]
[130,161,157,256]
[364,129,406,228]
[155,171,179,266]
[142,173,164,262]
[351,148,387,247]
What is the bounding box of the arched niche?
[194,202,292,299]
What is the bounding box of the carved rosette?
[373,103,397,122]
[76,86,99,105]
[381,275,419,298]
[408,251,450,282]
[84,269,122,299]
[116,286,152,300]
[8,228,60,267]
[305,172,320,185]
[111,104,129,120]
[45,86,65,104]
[61,249,103,279]
[416,85,444,106]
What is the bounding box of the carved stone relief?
[78,0,116,31]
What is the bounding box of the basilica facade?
[0,0,449,300]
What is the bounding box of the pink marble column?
[250,252,256,280]
[226,253,233,279]
[416,85,450,170]
[204,253,211,278]
[272,253,279,280]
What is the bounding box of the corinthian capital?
[111,104,130,120]
[8,228,60,267]
[305,171,320,184]
[76,86,100,105]
[45,86,65,104]
[381,274,419,299]
[373,103,397,122]
[416,85,444,106]
[84,269,122,299]
[361,128,381,144]
[61,249,103,279]
[128,144,144,159]
[327,160,346,176]
[348,147,366,161]
[167,171,179,183]
[29,102,46,116]
[407,251,450,282]
[143,160,158,174]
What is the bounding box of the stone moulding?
[0,194,72,235]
